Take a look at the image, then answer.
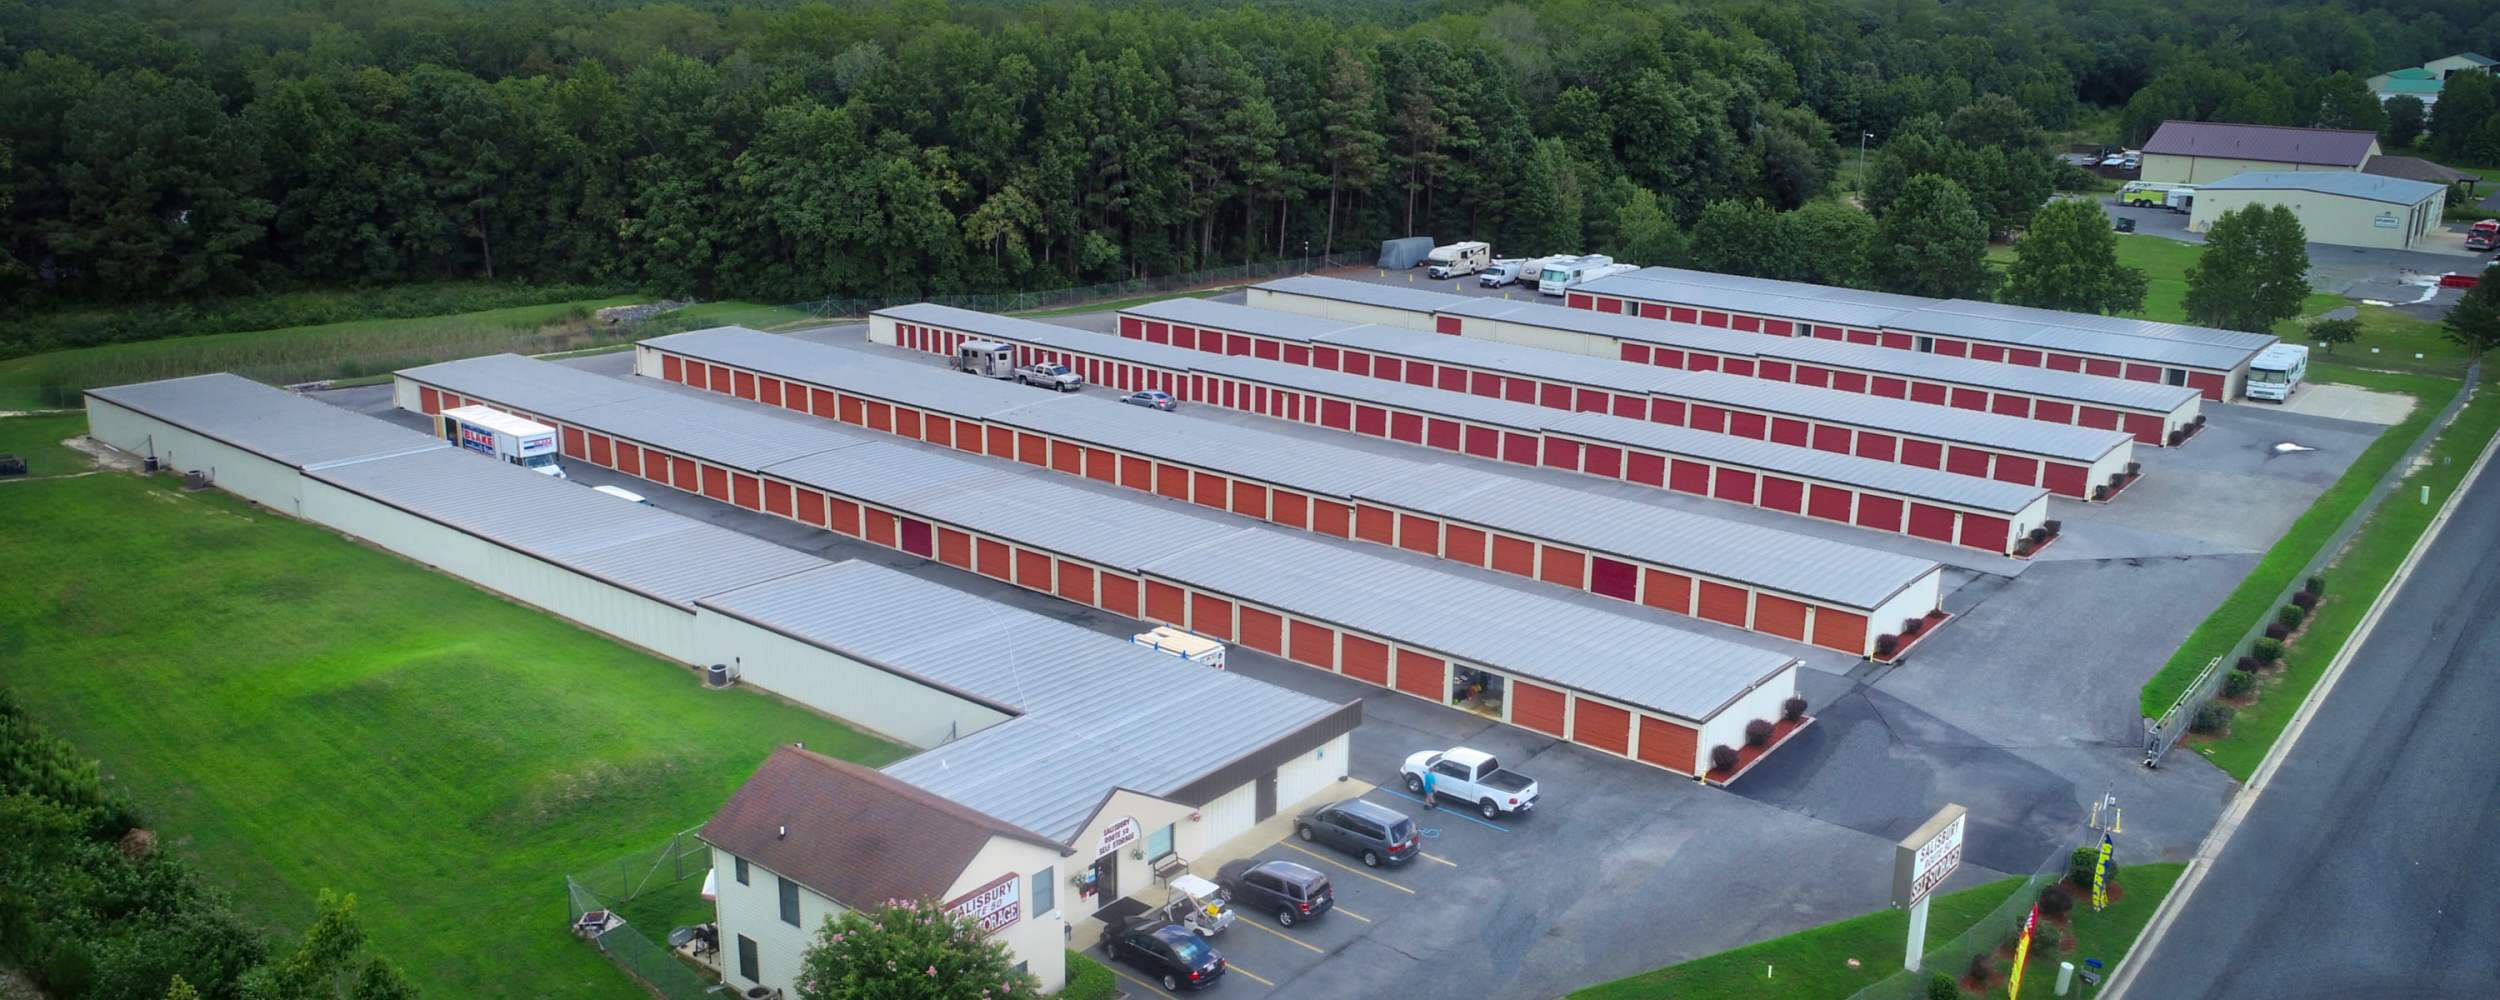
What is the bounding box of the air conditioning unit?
[706,663,740,688]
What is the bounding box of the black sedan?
[1103,919,1227,991]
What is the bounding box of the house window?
[737,935,759,982]
[734,857,750,885]
[1147,822,1175,861]
[1032,868,1056,915]
[779,876,801,927]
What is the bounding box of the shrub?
[2265,623,2288,640]
[2028,527,2048,544]
[1929,972,1963,1000]
[1876,634,1900,657]
[2222,670,2255,698]
[2068,847,2100,887]
[1782,696,1808,722]
[1709,745,1740,772]
[2291,590,2317,609]
[2252,638,2284,665]
[1967,951,1993,982]
[2168,429,2184,446]
[2306,574,2326,596]
[1903,616,1926,636]
[2195,414,2208,426]
[2015,538,2034,556]
[1061,950,1120,1000]
[1744,719,1774,748]
[2277,604,2306,630]
[2127,461,2142,476]
[2237,655,2260,672]
[2033,920,2068,952]
[2037,883,2075,917]
[2043,519,2062,535]
[2191,702,2235,734]
[2093,485,2110,501]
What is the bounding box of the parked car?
[1216,859,1334,927]
[1293,798,1419,868]
[1121,390,1178,411]
[2113,216,2136,233]
[1103,919,1227,992]
[1014,361,1083,391]
[1402,747,1539,820]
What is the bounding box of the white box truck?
[1131,626,1226,669]
[1537,254,1616,296]
[2245,344,2309,402]
[440,405,566,478]
[1426,241,1492,279]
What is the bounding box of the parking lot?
[315,310,2390,996]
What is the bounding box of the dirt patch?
[2269,382,2417,426]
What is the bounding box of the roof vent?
[778,824,788,840]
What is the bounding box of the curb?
[2104,374,2494,1000]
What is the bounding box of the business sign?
[1096,817,1140,858]
[2374,213,2399,229]
[944,872,1022,935]
[457,424,498,456]
[1892,804,1968,910]
[516,432,557,456]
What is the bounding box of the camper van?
[1425,241,1492,279]
[1536,254,1616,296]
[2245,344,2308,402]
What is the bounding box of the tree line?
[1,0,2496,326]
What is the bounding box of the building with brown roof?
[2139,121,2381,186]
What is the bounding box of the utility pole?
[1859,132,1875,194]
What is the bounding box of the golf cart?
[1153,873,1236,937]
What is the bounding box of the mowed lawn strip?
[2139,367,2461,717]
[0,411,94,477]
[1571,864,2185,1000]
[0,470,906,1000]
[2198,383,2500,780]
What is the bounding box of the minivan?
[1217,859,1335,926]
[1293,798,1419,867]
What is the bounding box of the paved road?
[2118,436,2500,998]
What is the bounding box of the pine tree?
[1871,174,1995,299]
[2002,198,2148,314]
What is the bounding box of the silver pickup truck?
[1014,362,1084,391]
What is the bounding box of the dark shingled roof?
[701,747,1067,908]
[2363,155,2480,185]
[2141,121,2379,168]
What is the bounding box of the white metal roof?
[1123,297,1367,342]
[1439,297,1769,356]
[1251,273,1473,314]
[1545,411,2049,514]
[1143,531,1800,723]
[1315,323,1671,394]
[1650,369,2132,462]
[84,373,447,471]
[644,327,1051,417]
[308,448,830,607]
[878,303,1205,370]
[1757,337,2201,413]
[404,354,864,470]
[440,404,554,436]
[705,561,1349,843]
[1192,352,1553,430]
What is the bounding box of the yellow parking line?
[1107,966,1178,999]
[1418,851,1459,869]
[1280,842,1418,894]
[1336,907,1374,923]
[1229,964,1276,987]
[1239,917,1326,954]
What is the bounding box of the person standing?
[1421,766,1438,810]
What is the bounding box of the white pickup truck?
[1401,747,1539,820]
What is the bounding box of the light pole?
[1302,240,1311,274]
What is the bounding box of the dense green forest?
[2,0,2497,341]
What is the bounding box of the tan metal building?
[2138,121,2379,186]
[2188,171,2447,250]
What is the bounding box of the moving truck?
[2245,344,2309,402]
[439,404,566,478]
[1425,241,1492,279]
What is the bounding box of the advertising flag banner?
[2092,833,2114,911]
[2008,903,2039,1000]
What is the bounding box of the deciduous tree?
[2185,204,2311,332]
[2003,198,2147,314]
[1606,186,1685,267]
[793,899,1040,1000]
[2305,316,2360,354]
[1871,174,1995,299]
[2383,95,2427,149]
[2445,263,2500,357]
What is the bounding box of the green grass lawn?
[2295,304,2480,376]
[2192,382,2500,779]
[0,410,93,477]
[0,463,907,999]
[2138,367,2461,718]
[1573,864,2185,999]
[0,295,642,409]
[655,300,831,331]
[1016,288,1230,318]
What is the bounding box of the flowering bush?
[795,897,1042,1000]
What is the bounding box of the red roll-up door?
[615,443,642,478]
[975,539,1013,580]
[2035,400,2074,424]
[1232,483,1269,521]
[1490,535,1536,577]
[1145,580,1185,623]
[1637,717,1698,774]
[764,480,792,518]
[1397,514,1440,555]
[1946,447,1991,478]
[658,356,682,383]
[1856,432,1898,462]
[1911,382,1948,405]
[1589,557,1637,601]
[1272,490,1308,529]
[2048,354,2084,372]
[1962,514,2009,553]
[866,509,898,548]
[898,518,933,558]
[1991,394,2030,418]
[2124,413,2163,444]
[1669,460,1711,495]
[1238,607,1283,654]
[1573,700,1630,755]
[1395,650,1444,701]
[1621,343,1651,364]
[1541,438,1581,470]
[937,528,971,569]
[700,465,730,502]
[2044,463,2088,497]
[1856,495,1903,532]
[1289,621,1335,669]
[1501,432,1540,466]
[1714,469,1757,504]
[1191,594,1235,641]
[1356,505,1396,545]
[1900,439,1943,468]
[1538,546,1586,588]
[1101,574,1140,618]
[1769,418,1809,447]
[1808,484,1852,521]
[1727,411,1766,439]
[1970,344,2005,363]
[1906,504,1957,543]
[1512,682,1568,736]
[1390,411,1424,443]
[1443,525,1487,565]
[1341,635,1390,685]
[1696,581,1749,625]
[1760,476,1804,513]
[1688,404,1727,433]
[1794,365,1829,388]
[1311,501,1351,538]
[1993,455,2038,486]
[1871,377,1907,398]
[1193,471,1229,509]
[1813,609,1869,654]
[1754,594,1809,641]
[1811,425,1851,454]
[1626,451,1666,487]
[1643,569,1692,615]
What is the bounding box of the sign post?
[1892,804,1968,973]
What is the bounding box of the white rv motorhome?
[1425,241,1492,279]
[2244,344,2309,402]
[1537,254,1616,296]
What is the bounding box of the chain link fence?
[770,253,1360,321]
[564,825,727,1000]
[2141,365,2480,766]
[1843,847,2069,1000]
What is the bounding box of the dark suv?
[1293,798,1419,868]
[1103,919,1226,992]
[1217,858,1335,927]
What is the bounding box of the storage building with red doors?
[863,306,2054,556]
[1432,298,2205,446]
[636,327,1949,655]
[392,354,1813,778]
[1240,273,1467,331]
[1116,296,1365,364]
[1570,268,2273,401]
